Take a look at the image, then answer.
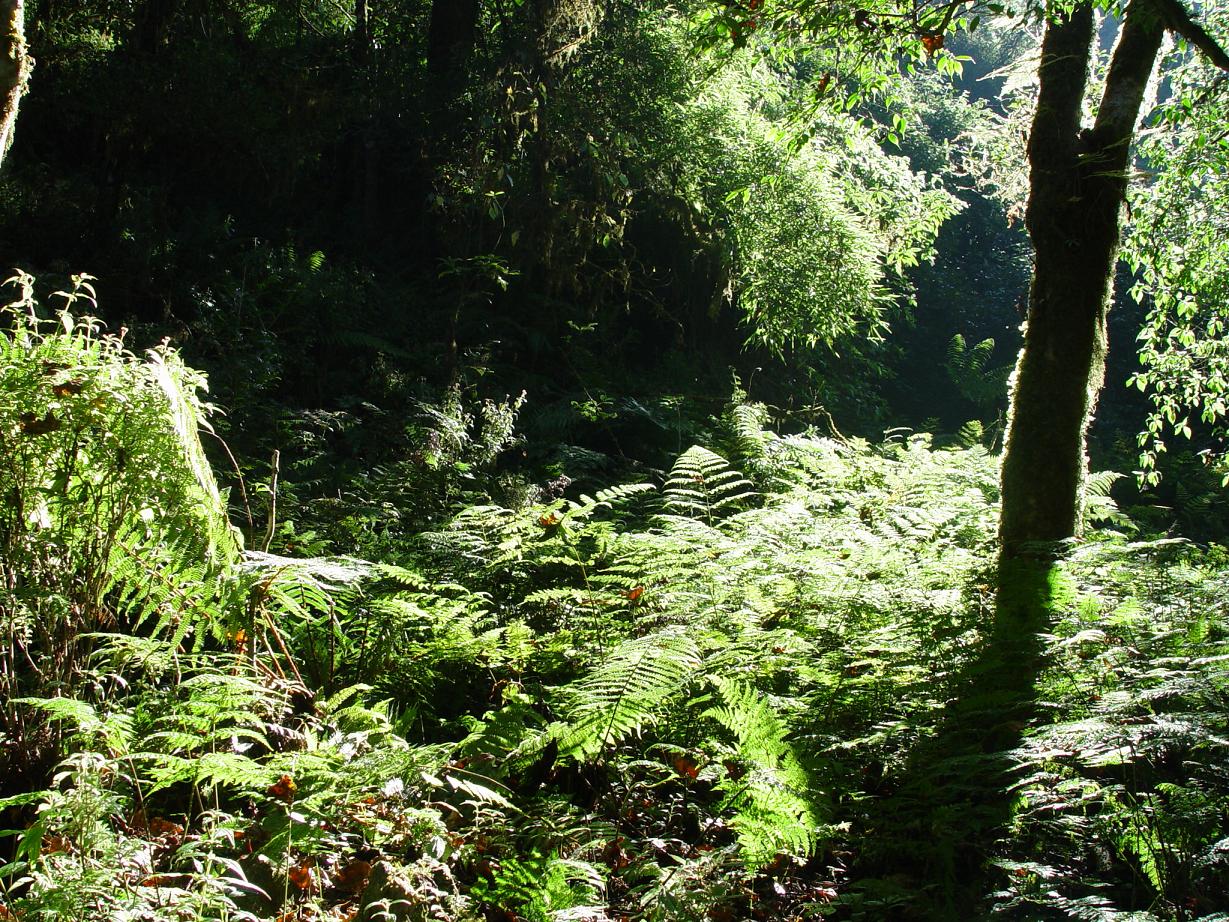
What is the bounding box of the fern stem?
[260,604,306,688]
[262,449,280,554]
[204,428,255,535]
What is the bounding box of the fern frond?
[523,586,592,606]
[560,629,700,760]
[956,419,984,448]
[192,752,272,795]
[665,446,756,523]
[146,348,229,535]
[1084,470,1123,499]
[103,520,241,648]
[1083,470,1129,528]
[705,677,823,866]
[945,334,1011,409]
[555,483,656,530]
[726,403,784,483]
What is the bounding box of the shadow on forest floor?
[838,556,1067,920]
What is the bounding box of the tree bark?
[351,0,379,242]
[129,0,177,56]
[0,0,30,168]
[999,0,1165,555]
[354,0,370,65]
[427,0,479,86]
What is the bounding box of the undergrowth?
[2,287,1226,920]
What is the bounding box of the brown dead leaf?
[331,859,372,894]
[148,817,184,840]
[268,774,298,802]
[287,859,314,891]
[20,412,61,436]
[51,381,85,397]
[41,834,72,854]
[672,755,700,780]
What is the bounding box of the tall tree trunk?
[352,0,379,243]
[418,0,480,262]
[999,0,1164,555]
[427,0,479,91]
[0,0,30,168]
[354,0,369,65]
[130,0,177,55]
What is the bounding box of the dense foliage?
[1125,0,1229,486]
[3,0,1229,920]
[3,288,1228,919]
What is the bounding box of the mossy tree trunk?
[0,0,30,168]
[999,0,1165,555]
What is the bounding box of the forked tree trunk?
[0,0,30,168]
[999,0,1165,555]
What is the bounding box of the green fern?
[705,677,823,866]
[103,520,241,649]
[560,628,701,760]
[564,483,657,522]
[955,419,985,448]
[12,697,133,757]
[0,281,248,772]
[945,333,1011,409]
[664,446,756,524]
[724,402,787,485]
[1083,469,1130,529]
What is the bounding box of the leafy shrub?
[0,272,239,783]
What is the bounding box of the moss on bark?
[1000,0,1165,556]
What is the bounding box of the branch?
[1028,2,1095,162]
[1154,0,1229,71]
[1093,0,1165,143]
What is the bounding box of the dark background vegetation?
[0,1,1014,496]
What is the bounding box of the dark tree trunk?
[427,0,479,88]
[518,0,599,298]
[130,0,178,55]
[0,0,30,168]
[352,0,379,243]
[999,0,1164,555]
[354,0,369,64]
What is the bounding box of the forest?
[1,0,1228,918]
